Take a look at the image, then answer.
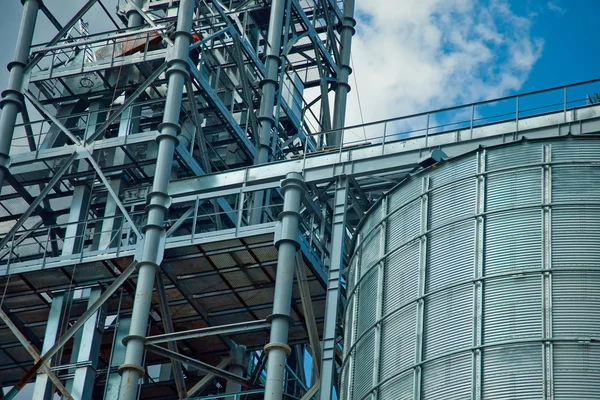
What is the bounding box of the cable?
[350,53,367,142]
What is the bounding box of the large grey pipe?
[248,0,286,225]
[328,0,356,147]
[116,1,194,399]
[263,172,305,400]
[0,0,40,188]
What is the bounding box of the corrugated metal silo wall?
[341,137,600,400]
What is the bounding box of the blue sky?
[344,0,600,127]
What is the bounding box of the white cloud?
[547,1,566,14]
[344,0,544,128]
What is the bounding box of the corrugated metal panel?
[378,370,413,400]
[379,303,417,381]
[485,210,541,276]
[429,156,476,189]
[360,226,381,276]
[552,271,600,338]
[426,220,474,293]
[343,138,600,400]
[485,142,540,170]
[386,199,420,253]
[552,207,600,267]
[383,242,419,315]
[483,275,541,343]
[482,345,543,399]
[352,331,375,400]
[486,168,541,211]
[554,344,600,399]
[421,353,471,400]
[424,284,472,360]
[552,166,600,202]
[428,178,475,230]
[356,267,378,337]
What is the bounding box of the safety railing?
[297,77,600,161]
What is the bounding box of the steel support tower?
[2,1,600,400]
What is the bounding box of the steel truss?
[2,0,600,399]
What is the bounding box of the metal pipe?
[225,344,247,399]
[264,172,305,400]
[0,0,40,189]
[116,1,195,399]
[126,0,145,28]
[329,0,356,147]
[249,0,286,225]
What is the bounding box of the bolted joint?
[263,342,291,357]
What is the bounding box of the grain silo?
[341,136,600,399]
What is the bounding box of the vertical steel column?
[33,292,73,399]
[249,0,286,225]
[116,1,194,399]
[0,0,40,188]
[67,288,107,400]
[318,177,348,400]
[329,0,356,147]
[264,172,305,400]
[225,344,247,399]
[104,318,131,399]
[62,182,91,256]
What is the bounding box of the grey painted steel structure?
[341,136,600,399]
[264,172,305,400]
[117,1,194,399]
[0,0,39,189]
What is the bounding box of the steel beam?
[0,305,73,400]
[145,345,253,387]
[155,273,187,399]
[0,0,40,189]
[67,288,107,400]
[295,252,322,378]
[264,172,306,400]
[146,319,270,345]
[186,356,232,398]
[318,176,348,400]
[4,261,138,400]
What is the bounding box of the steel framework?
[1,0,600,399]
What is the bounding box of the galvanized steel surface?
[341,136,600,399]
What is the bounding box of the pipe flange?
[6,61,26,72]
[135,261,160,271]
[266,312,295,324]
[141,222,165,233]
[263,342,292,357]
[122,334,146,346]
[256,114,276,126]
[117,363,146,377]
[165,59,190,77]
[146,190,171,207]
[171,30,193,41]
[280,177,306,195]
[274,237,300,251]
[0,89,24,111]
[259,77,279,91]
[278,209,301,220]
